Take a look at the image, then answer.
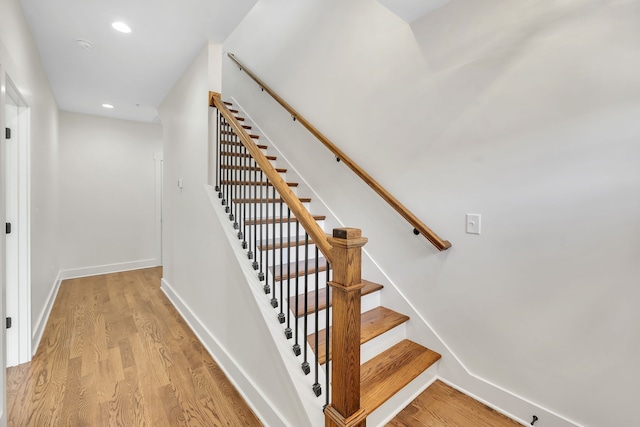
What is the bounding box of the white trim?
[161,277,290,427]
[59,259,160,280]
[439,376,584,427]
[31,272,62,354]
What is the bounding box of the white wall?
[222,1,640,426]
[58,112,162,276]
[0,0,61,421]
[159,43,314,427]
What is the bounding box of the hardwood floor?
[387,380,522,427]
[6,267,263,426]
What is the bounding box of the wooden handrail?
[209,92,333,261]
[227,53,451,251]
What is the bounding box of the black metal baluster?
[277,197,285,322]
[222,119,229,209]
[239,142,246,245]
[293,220,301,357]
[251,164,258,269]
[258,170,265,279]
[263,178,270,292]
[233,134,240,230]
[312,245,322,396]
[230,133,237,226]
[215,109,220,193]
[325,264,331,408]
[301,232,310,375]
[270,183,278,307]
[285,207,292,339]
[247,156,254,260]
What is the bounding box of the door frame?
[4,75,31,367]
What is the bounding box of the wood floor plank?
[6,267,262,427]
[386,380,522,427]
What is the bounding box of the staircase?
[214,97,442,425]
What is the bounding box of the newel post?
[325,228,368,427]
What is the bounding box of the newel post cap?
[329,228,368,249]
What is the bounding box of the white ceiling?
[378,0,450,23]
[19,0,258,122]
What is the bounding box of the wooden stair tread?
[360,339,441,416]
[245,215,325,226]
[222,130,259,139]
[309,306,410,365]
[257,232,329,251]
[220,180,297,187]
[220,152,276,160]
[221,165,285,173]
[221,140,267,150]
[223,101,232,106]
[289,280,383,318]
[269,257,328,282]
[233,197,311,205]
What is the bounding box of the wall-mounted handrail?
[227,53,451,251]
[210,92,333,261]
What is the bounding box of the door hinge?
[5,128,11,139]
[6,222,11,234]
[6,317,12,329]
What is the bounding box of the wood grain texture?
[223,57,451,251]
[309,306,410,365]
[326,228,367,426]
[361,339,441,416]
[220,151,276,161]
[289,280,383,318]
[234,197,312,207]
[220,179,298,187]
[386,380,522,427]
[245,214,324,226]
[6,267,263,427]
[211,94,333,260]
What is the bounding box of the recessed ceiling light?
[112,22,132,33]
[102,103,114,109]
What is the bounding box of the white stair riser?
[272,273,330,296]
[218,168,286,184]
[321,323,407,377]
[360,323,407,365]
[258,244,320,265]
[289,291,381,333]
[245,219,324,240]
[241,201,311,219]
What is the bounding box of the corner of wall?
[31,271,63,354]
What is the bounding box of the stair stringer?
[205,186,326,427]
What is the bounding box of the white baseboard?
[31,271,63,354]
[160,277,288,427]
[59,259,159,280]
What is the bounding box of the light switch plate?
[466,214,481,234]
